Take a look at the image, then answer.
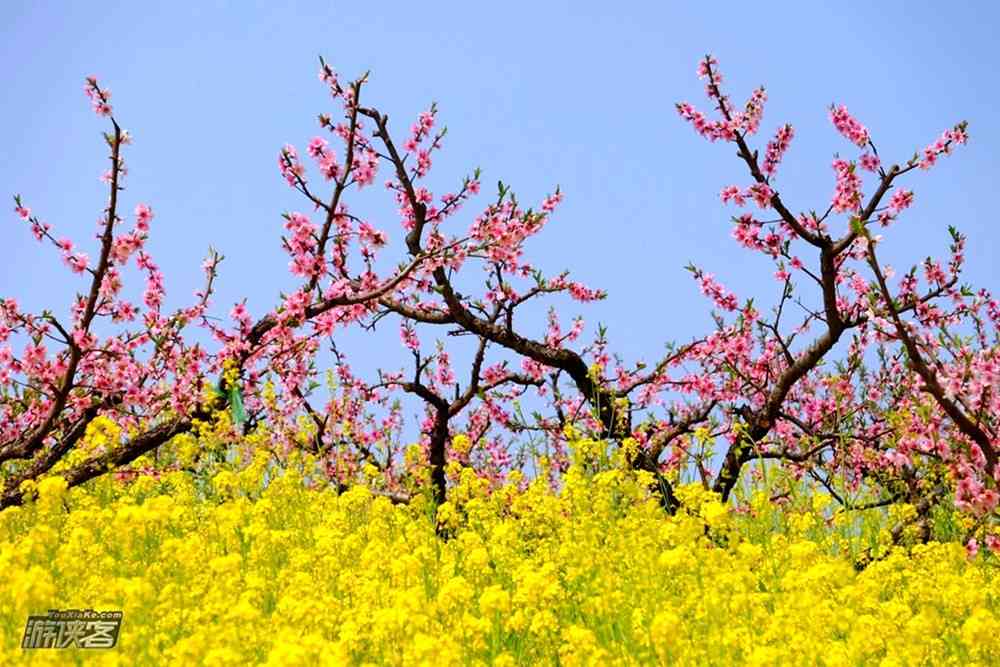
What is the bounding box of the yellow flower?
[37,475,69,502]
[451,434,472,455]
[962,609,1000,656]
[701,500,728,527]
[479,585,510,617]
[0,425,996,666]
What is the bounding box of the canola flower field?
[1,439,998,666]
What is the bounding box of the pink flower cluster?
[307,137,340,181]
[283,212,319,278]
[353,148,379,187]
[740,87,767,135]
[56,238,89,274]
[318,61,341,97]
[762,124,794,176]
[695,271,739,312]
[829,104,870,148]
[550,275,605,303]
[956,472,1000,516]
[541,190,564,212]
[83,76,112,117]
[400,323,420,351]
[435,348,455,386]
[919,123,969,169]
[278,145,305,186]
[14,201,51,242]
[830,158,862,213]
[720,184,772,209]
[405,109,435,152]
[858,153,880,172]
[888,189,913,215]
[679,57,770,141]
[676,102,736,142]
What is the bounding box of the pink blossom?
[230,302,252,331]
[318,62,338,89]
[415,149,432,178]
[720,186,746,207]
[919,122,969,169]
[278,145,305,186]
[888,189,914,215]
[762,124,794,176]
[353,148,379,187]
[747,183,773,209]
[567,282,604,302]
[521,358,546,381]
[541,191,564,212]
[829,104,870,148]
[831,159,862,213]
[399,323,420,351]
[134,203,153,231]
[740,87,767,135]
[436,350,455,386]
[283,212,319,277]
[966,538,979,559]
[859,152,880,172]
[407,108,436,151]
[65,253,89,274]
[307,136,328,158]
[695,271,739,311]
[84,76,113,117]
[676,102,735,142]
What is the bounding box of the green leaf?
[230,384,246,428]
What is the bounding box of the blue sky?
[3,2,998,431]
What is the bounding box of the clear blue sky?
[3,2,998,419]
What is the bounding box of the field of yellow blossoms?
[1,430,998,666]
